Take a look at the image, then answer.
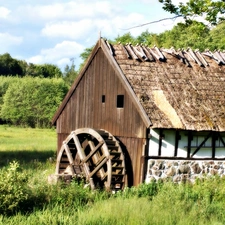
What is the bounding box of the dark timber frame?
[147,129,225,161]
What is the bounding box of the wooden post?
[174,130,180,157]
[158,129,164,156]
[212,132,217,158]
[187,131,192,158]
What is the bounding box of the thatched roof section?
[105,40,225,131]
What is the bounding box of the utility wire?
[121,15,182,30]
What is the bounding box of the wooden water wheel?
[56,128,126,191]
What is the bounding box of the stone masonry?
[146,159,225,183]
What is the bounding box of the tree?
[35,64,63,78]
[159,0,225,26]
[25,63,62,78]
[158,20,210,50]
[63,58,78,86]
[0,53,24,76]
[113,32,136,44]
[79,46,94,71]
[1,77,68,127]
[207,21,225,50]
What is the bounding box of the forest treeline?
[1,20,225,128]
[0,77,68,127]
[0,55,78,128]
[111,20,225,51]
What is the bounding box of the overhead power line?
[121,15,182,30]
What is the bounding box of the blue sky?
[0,0,183,70]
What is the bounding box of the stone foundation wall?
[145,159,225,183]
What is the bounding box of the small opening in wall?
[117,95,124,108]
[102,95,105,103]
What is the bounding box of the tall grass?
[1,125,225,224]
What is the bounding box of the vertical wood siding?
[56,48,147,186]
[118,137,146,186]
[57,48,146,137]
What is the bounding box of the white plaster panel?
[148,129,159,156]
[161,130,175,157]
[148,129,225,158]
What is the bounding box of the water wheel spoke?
[83,141,104,163]
[59,144,75,176]
[56,128,126,191]
[89,157,108,178]
[64,143,74,165]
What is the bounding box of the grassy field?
[0,125,56,167]
[1,125,225,225]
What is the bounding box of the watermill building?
[52,38,225,190]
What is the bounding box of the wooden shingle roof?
[105,40,225,131]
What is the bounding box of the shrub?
[1,77,68,127]
[0,161,29,215]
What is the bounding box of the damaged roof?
[104,39,225,131]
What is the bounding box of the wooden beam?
[71,133,90,177]
[218,133,225,147]
[87,140,105,178]
[212,132,217,158]
[191,132,212,158]
[158,129,164,156]
[89,157,108,178]
[187,131,192,158]
[63,143,75,175]
[174,130,180,157]
[145,156,225,161]
[83,141,104,163]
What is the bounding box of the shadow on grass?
[0,150,56,168]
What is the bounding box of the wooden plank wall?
[56,48,147,185]
[118,137,146,186]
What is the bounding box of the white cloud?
[0,33,23,49]
[41,20,94,39]
[1,0,184,68]
[27,41,85,68]
[17,1,120,22]
[41,11,150,40]
[0,7,11,19]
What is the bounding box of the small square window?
[117,95,124,108]
[102,95,105,103]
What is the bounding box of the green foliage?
[79,46,94,71]
[0,77,68,127]
[159,0,225,25]
[0,53,62,78]
[80,47,94,62]
[113,32,137,45]
[158,21,210,50]
[0,77,18,115]
[63,58,78,86]
[0,161,29,215]
[109,20,225,51]
[207,21,225,50]
[26,63,62,78]
[0,53,24,76]
[114,181,163,200]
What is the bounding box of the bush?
[0,161,29,215]
[0,77,19,115]
[1,77,68,127]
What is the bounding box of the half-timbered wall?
[56,48,147,186]
[148,129,225,159]
[145,129,225,183]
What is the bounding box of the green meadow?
[1,125,225,225]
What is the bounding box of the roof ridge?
[110,41,225,67]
